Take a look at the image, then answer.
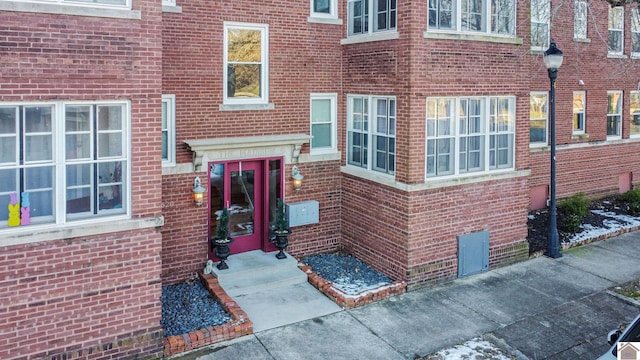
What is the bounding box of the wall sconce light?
[192,176,205,206]
[291,166,304,192]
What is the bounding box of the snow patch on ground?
[566,210,640,245]
[422,338,514,360]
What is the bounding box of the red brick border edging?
[163,273,253,357]
[299,265,407,309]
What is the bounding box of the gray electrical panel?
[457,230,490,278]
[286,200,319,227]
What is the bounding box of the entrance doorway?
[208,158,283,259]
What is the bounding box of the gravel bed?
[303,253,391,295]
[161,280,231,337]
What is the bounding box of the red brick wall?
[0,1,164,358]
[528,1,640,202]
[0,230,163,360]
[160,0,344,282]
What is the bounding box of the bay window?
[426,96,515,179]
[428,0,516,35]
[347,95,396,175]
[348,0,397,36]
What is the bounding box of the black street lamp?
[543,42,563,259]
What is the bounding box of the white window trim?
[630,91,640,138]
[608,7,624,56]
[310,93,338,155]
[607,91,623,140]
[347,0,397,37]
[572,91,586,135]
[0,0,140,19]
[573,0,588,41]
[632,8,640,57]
[530,0,550,51]
[425,96,516,181]
[162,94,176,167]
[0,100,131,231]
[309,0,339,21]
[223,22,269,106]
[426,0,517,37]
[346,94,396,177]
[530,91,549,147]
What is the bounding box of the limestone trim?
[185,134,312,171]
[0,216,164,247]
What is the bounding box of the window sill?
[0,216,164,247]
[632,53,640,60]
[529,143,549,150]
[341,31,399,45]
[572,133,589,139]
[162,4,182,13]
[607,53,627,59]
[307,16,343,25]
[573,37,591,43]
[0,1,141,19]
[423,31,522,45]
[219,103,275,111]
[301,151,341,163]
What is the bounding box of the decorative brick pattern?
[162,273,253,357]
[300,265,407,310]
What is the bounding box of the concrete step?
[212,250,308,297]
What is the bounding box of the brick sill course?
[299,265,407,309]
[163,273,253,357]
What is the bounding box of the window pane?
[0,107,16,134]
[24,106,52,133]
[162,131,168,160]
[227,29,262,62]
[66,105,91,132]
[66,164,91,187]
[312,99,331,123]
[0,137,16,164]
[98,161,124,211]
[98,105,122,131]
[312,123,332,148]
[227,64,261,98]
[25,135,52,162]
[631,93,640,135]
[98,132,123,158]
[314,0,331,13]
[0,169,17,193]
[67,188,91,214]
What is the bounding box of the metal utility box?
[457,230,490,278]
[286,200,319,227]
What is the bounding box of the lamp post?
[543,42,563,259]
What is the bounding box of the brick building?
[1,0,639,358]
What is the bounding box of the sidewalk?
[173,232,640,360]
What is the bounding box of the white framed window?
[632,8,640,56]
[427,0,515,35]
[223,22,269,105]
[630,91,640,137]
[530,92,548,146]
[573,0,587,40]
[426,96,515,179]
[162,95,176,166]
[531,0,550,50]
[573,91,586,134]
[0,101,129,230]
[347,95,396,175]
[311,0,337,18]
[607,91,623,139]
[1,0,130,7]
[310,93,337,154]
[608,7,624,55]
[348,0,397,36]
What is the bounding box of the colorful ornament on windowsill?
[20,192,30,225]
[8,192,20,227]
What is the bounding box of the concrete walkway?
[173,232,640,360]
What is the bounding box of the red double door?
[208,159,281,259]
